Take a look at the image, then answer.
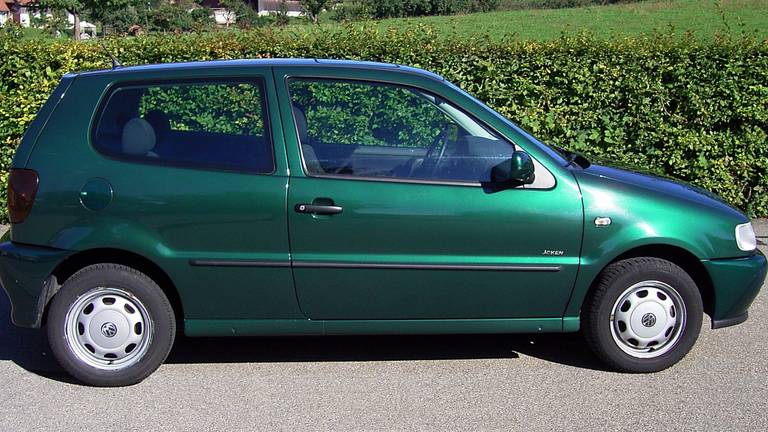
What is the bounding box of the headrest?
[292,105,308,143]
[122,118,156,156]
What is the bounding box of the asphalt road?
[0,224,766,431]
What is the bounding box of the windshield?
[442,79,573,165]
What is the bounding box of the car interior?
[291,95,514,183]
[93,87,274,173]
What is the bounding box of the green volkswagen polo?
[0,59,765,386]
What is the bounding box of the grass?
[287,0,768,41]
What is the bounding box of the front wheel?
[583,257,703,373]
[47,264,176,386]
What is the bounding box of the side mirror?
[490,151,535,187]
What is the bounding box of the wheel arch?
[45,248,185,330]
[583,244,715,319]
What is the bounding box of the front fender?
[564,170,747,318]
[564,234,704,319]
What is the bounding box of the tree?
[32,1,83,39]
[273,0,289,26]
[219,0,265,28]
[95,2,142,34]
[31,8,70,37]
[190,7,215,32]
[146,2,195,32]
[299,0,331,25]
[32,0,135,39]
[86,0,140,33]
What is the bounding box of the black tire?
[47,264,176,386]
[583,257,703,373]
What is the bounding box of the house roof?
[2,0,34,11]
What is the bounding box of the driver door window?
[288,78,514,183]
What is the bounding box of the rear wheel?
[47,264,175,386]
[583,257,703,372]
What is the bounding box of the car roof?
[75,58,446,82]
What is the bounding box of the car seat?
[121,118,159,158]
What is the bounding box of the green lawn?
[291,0,768,41]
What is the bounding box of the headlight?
[735,222,756,251]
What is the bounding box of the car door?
[274,66,583,320]
[77,69,302,324]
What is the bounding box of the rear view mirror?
[491,151,535,187]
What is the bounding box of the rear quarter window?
[92,79,274,173]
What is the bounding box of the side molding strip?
[189,260,291,268]
[293,262,562,271]
[189,259,561,272]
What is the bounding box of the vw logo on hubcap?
[641,313,657,328]
[100,322,118,338]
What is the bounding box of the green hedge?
[138,82,266,135]
[290,79,448,147]
[1,27,766,223]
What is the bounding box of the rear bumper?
[0,240,72,328]
[703,250,767,329]
[711,312,748,329]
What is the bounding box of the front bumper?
[703,250,767,329]
[0,240,73,328]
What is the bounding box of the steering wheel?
[329,156,353,174]
[417,129,450,178]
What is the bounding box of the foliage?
[495,0,638,10]
[147,1,196,32]
[138,83,265,135]
[330,0,637,19]
[468,0,499,12]
[300,0,334,24]
[361,0,643,17]
[31,0,83,16]
[0,27,766,223]
[290,80,446,147]
[354,0,768,42]
[29,0,222,35]
[272,1,291,26]
[30,0,84,39]
[30,9,70,37]
[84,0,139,30]
[330,0,372,21]
[340,0,496,19]
[98,5,141,34]
[189,7,217,32]
[219,0,268,28]
[32,0,137,37]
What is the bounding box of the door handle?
[294,203,343,215]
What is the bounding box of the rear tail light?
[8,169,39,224]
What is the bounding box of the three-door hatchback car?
[1,59,765,386]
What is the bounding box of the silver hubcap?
[610,281,686,358]
[64,287,153,370]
